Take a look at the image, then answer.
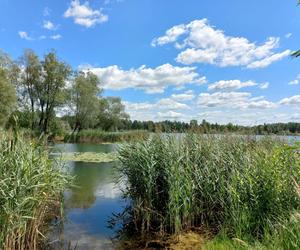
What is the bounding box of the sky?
[1,0,300,125]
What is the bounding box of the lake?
[48,143,124,250]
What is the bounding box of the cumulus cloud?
[157,98,190,110]
[288,74,300,85]
[18,31,33,40]
[259,82,269,89]
[197,91,277,109]
[171,90,195,101]
[50,34,62,40]
[64,0,108,28]
[157,111,183,119]
[43,20,58,30]
[208,80,258,91]
[279,95,300,105]
[246,50,291,69]
[152,19,290,69]
[81,63,206,93]
[151,24,187,47]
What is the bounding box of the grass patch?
[117,134,300,248]
[0,132,70,249]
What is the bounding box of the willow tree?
[70,71,101,132]
[19,49,41,130]
[37,52,71,134]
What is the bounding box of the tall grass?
[0,132,70,250]
[118,135,300,246]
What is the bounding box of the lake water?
[48,143,124,250]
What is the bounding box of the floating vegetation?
[61,152,118,163]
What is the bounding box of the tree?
[0,69,16,126]
[97,97,129,131]
[37,52,71,134]
[70,71,101,132]
[19,49,41,129]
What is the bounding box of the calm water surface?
[50,143,124,250]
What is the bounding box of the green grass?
[117,134,300,248]
[0,132,70,250]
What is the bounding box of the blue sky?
[1,0,300,125]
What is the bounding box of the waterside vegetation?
[0,132,70,250]
[117,135,300,249]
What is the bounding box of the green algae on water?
[61,152,118,163]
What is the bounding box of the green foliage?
[0,69,16,126]
[0,133,70,249]
[64,129,149,143]
[97,96,129,131]
[118,135,300,246]
[70,71,101,131]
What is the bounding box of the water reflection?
[49,144,124,250]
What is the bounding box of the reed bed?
[118,134,300,248]
[0,133,70,250]
[64,129,149,143]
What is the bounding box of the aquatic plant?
[61,152,118,163]
[118,135,300,247]
[0,132,70,249]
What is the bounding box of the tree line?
[112,119,300,135]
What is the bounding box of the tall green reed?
[0,132,70,250]
[118,134,300,244]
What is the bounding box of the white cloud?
[151,24,187,47]
[288,74,300,85]
[153,19,290,69]
[279,95,300,105]
[123,93,300,125]
[285,33,292,39]
[43,7,51,17]
[43,20,58,30]
[50,34,62,40]
[39,35,47,40]
[246,50,291,69]
[259,82,269,89]
[64,0,108,28]
[18,31,33,40]
[197,91,277,109]
[123,97,189,121]
[171,90,195,101]
[81,63,206,93]
[208,80,258,91]
[157,98,190,110]
[104,0,124,5]
[157,111,183,119]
